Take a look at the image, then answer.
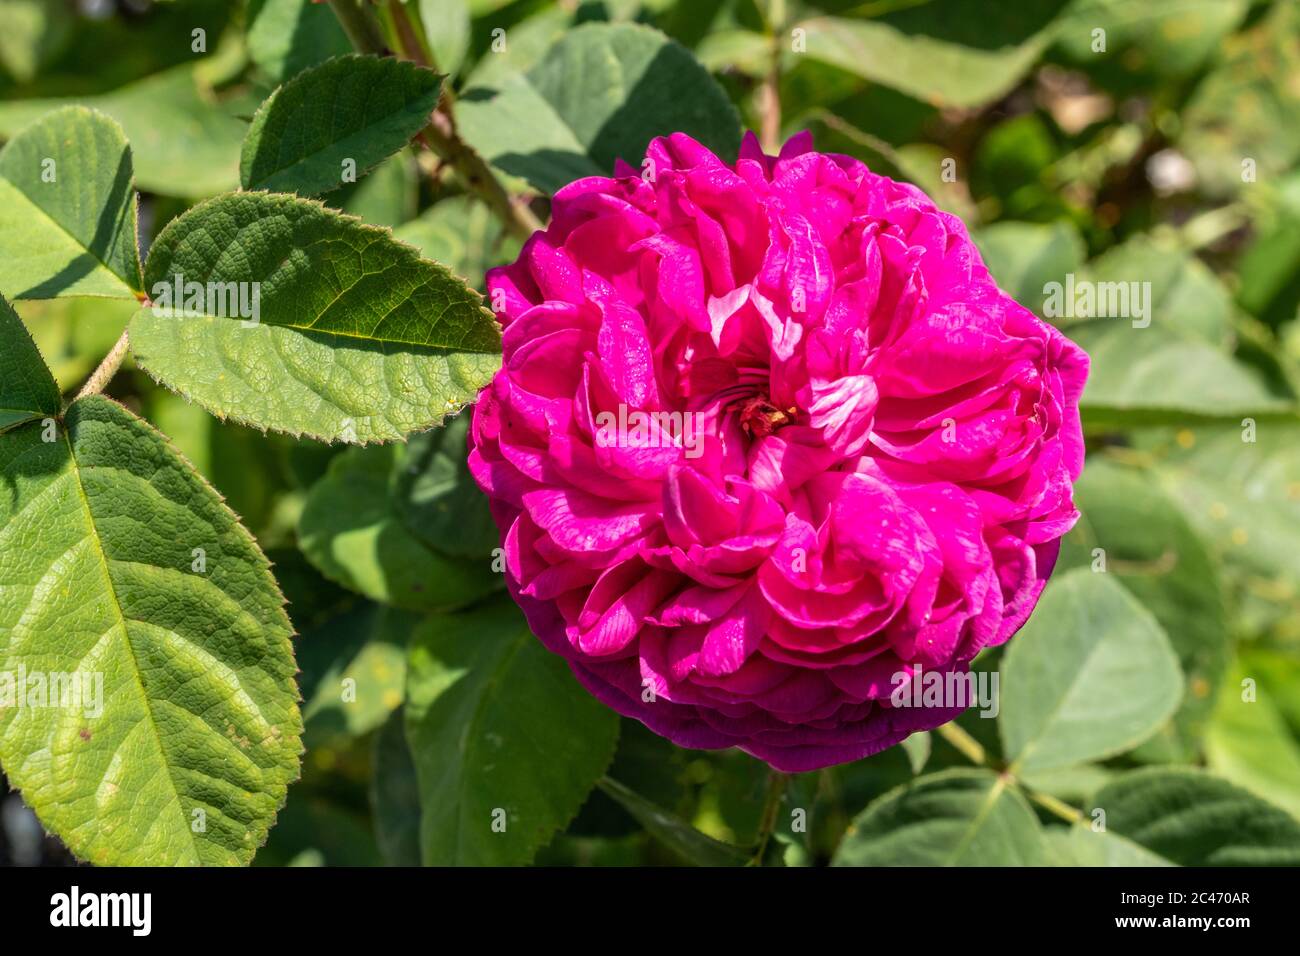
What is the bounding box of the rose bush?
[471,131,1089,772]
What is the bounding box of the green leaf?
[456,22,741,194]
[128,191,501,443]
[393,409,498,558]
[1057,460,1228,761]
[0,65,246,197]
[1045,825,1174,867]
[1070,321,1293,428]
[298,442,501,611]
[0,294,61,433]
[596,776,749,866]
[405,598,620,866]
[0,395,302,866]
[832,768,1047,866]
[247,0,352,84]
[999,569,1183,773]
[0,106,143,301]
[298,602,414,745]
[974,221,1085,314]
[791,3,1070,109]
[1093,768,1300,865]
[1205,658,1300,820]
[1079,236,1236,345]
[241,55,442,197]
[1153,424,1300,637]
[370,707,422,866]
[420,0,471,78]
[393,195,515,291]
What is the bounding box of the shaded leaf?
[405,598,620,865]
[0,106,142,300]
[597,776,749,866]
[457,22,741,194]
[298,442,500,611]
[0,294,61,433]
[241,55,442,197]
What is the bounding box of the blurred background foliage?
[1,0,1299,866]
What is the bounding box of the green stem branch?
[328,0,541,241]
[77,328,131,400]
[935,721,987,766]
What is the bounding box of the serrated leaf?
[0,65,246,197]
[127,191,501,443]
[241,55,442,197]
[405,597,620,866]
[0,395,302,866]
[999,569,1183,774]
[832,769,1047,866]
[1093,768,1300,865]
[392,195,515,291]
[1057,460,1228,761]
[298,442,500,611]
[0,106,143,301]
[456,22,741,194]
[597,776,749,866]
[0,294,61,433]
[791,4,1070,109]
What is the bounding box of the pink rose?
[470,132,1088,772]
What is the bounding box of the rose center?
[737,395,796,438]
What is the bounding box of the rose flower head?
[469,132,1088,772]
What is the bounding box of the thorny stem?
[935,721,987,766]
[77,328,132,400]
[329,0,542,241]
[748,770,789,865]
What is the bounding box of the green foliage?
[456,22,741,192]
[0,107,143,300]
[404,599,620,865]
[999,569,1183,774]
[1,0,1298,870]
[241,56,443,197]
[129,191,501,443]
[0,393,302,866]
